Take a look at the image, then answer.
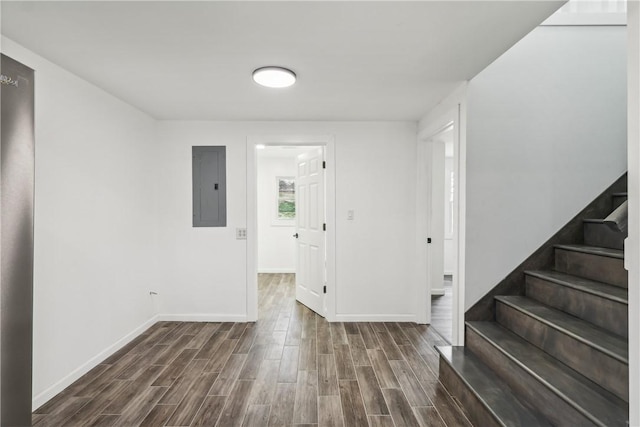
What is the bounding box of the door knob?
[293,233,299,238]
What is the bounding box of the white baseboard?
[156,313,248,322]
[33,310,421,410]
[32,314,160,411]
[32,312,251,410]
[431,288,446,296]
[333,314,415,322]
[257,268,295,274]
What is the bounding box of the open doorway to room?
[256,146,301,319]
[416,98,465,345]
[416,104,466,345]
[429,127,456,342]
[254,144,328,319]
[256,146,300,275]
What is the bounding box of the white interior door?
[295,148,325,315]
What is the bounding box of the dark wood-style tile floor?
[430,276,453,344]
[33,274,472,427]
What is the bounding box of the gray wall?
[465,25,627,309]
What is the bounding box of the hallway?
[32,274,471,426]
[431,276,453,343]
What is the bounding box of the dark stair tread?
[495,295,628,363]
[612,192,628,197]
[583,218,628,228]
[525,270,628,304]
[466,321,629,427]
[583,218,617,224]
[436,346,553,427]
[554,244,624,259]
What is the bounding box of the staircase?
[437,192,629,426]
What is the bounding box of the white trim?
[627,3,639,425]
[258,268,296,274]
[334,314,415,322]
[156,314,248,322]
[31,311,251,410]
[416,85,467,346]
[32,315,159,411]
[247,134,337,322]
[418,83,467,140]
[454,100,467,346]
[415,135,430,325]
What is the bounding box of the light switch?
[347,210,354,220]
[236,228,247,240]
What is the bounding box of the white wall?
[0,39,420,407]
[257,155,296,273]
[465,25,627,309]
[1,38,160,408]
[155,121,417,320]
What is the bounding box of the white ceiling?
[1,1,564,121]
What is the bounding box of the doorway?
[428,127,455,342]
[255,145,325,317]
[416,100,465,345]
[247,135,336,322]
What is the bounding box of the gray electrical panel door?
[193,146,226,227]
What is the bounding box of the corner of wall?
[32,314,159,411]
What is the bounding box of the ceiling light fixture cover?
[253,66,296,88]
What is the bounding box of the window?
[276,176,295,221]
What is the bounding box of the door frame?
[627,3,639,424]
[246,134,336,322]
[426,128,450,298]
[416,93,467,345]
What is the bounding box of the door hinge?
[323,285,327,294]
[322,161,326,169]
[323,223,326,231]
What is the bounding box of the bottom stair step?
[467,321,628,427]
[436,346,552,427]
[495,295,628,402]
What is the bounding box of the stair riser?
[438,356,502,427]
[583,223,625,250]
[555,249,627,288]
[613,195,627,210]
[525,276,628,338]
[466,327,599,426]
[496,302,628,402]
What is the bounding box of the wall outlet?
[236,228,247,240]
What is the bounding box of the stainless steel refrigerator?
[1,53,35,426]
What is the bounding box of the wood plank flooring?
[33,274,471,426]
[431,276,453,344]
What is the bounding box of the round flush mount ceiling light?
[252,66,296,88]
